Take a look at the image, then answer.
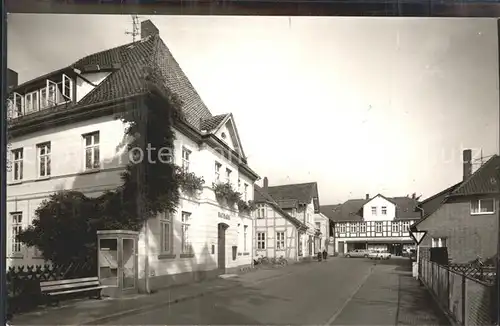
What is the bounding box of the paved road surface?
[101,257,448,325]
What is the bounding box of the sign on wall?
[218,212,231,220]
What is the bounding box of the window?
[349,223,356,233]
[181,212,192,253]
[11,212,23,255]
[25,91,39,113]
[13,92,24,117]
[159,211,173,254]
[83,132,100,170]
[215,162,221,181]
[12,148,23,181]
[47,81,57,106]
[375,222,383,232]
[243,225,248,252]
[238,178,241,191]
[402,221,410,232]
[257,232,266,249]
[276,232,285,250]
[244,183,248,201]
[359,223,366,233]
[432,237,447,248]
[471,199,495,215]
[225,168,232,184]
[392,222,400,233]
[258,205,266,219]
[37,142,51,177]
[338,223,346,233]
[381,206,387,215]
[315,222,321,230]
[181,147,191,172]
[40,88,48,109]
[62,74,73,101]
[371,206,377,215]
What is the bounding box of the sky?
[7,15,499,205]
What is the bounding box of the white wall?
[362,195,396,221]
[75,72,112,102]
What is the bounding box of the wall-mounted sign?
[218,212,231,220]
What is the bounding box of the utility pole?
[125,15,140,42]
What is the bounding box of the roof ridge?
[451,154,499,195]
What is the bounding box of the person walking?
[317,250,322,262]
[322,249,327,261]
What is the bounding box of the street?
[99,257,449,325]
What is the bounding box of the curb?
[81,282,243,325]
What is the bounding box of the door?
[338,242,345,255]
[218,223,227,272]
[122,238,136,290]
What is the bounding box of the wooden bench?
[40,277,106,306]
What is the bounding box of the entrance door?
[218,223,227,272]
[338,241,345,255]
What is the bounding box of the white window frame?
[11,212,23,255]
[349,224,356,233]
[276,231,285,250]
[215,162,221,181]
[381,206,387,215]
[159,211,173,254]
[181,147,191,172]
[375,222,383,233]
[431,237,447,248]
[371,206,377,215]
[181,211,192,254]
[392,222,400,233]
[402,221,410,232]
[470,198,495,215]
[257,232,266,249]
[238,179,241,192]
[46,80,58,106]
[359,222,366,233]
[83,132,100,170]
[12,148,23,181]
[257,204,265,219]
[244,183,248,201]
[338,223,346,233]
[225,168,232,184]
[243,225,248,252]
[37,142,51,178]
[13,92,24,117]
[40,87,48,109]
[62,74,73,101]
[24,91,40,114]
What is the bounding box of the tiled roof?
[200,114,229,132]
[15,34,214,131]
[323,195,421,222]
[254,185,306,227]
[450,155,500,196]
[266,182,319,205]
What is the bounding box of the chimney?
[411,193,416,200]
[263,177,269,192]
[141,20,159,39]
[463,149,472,181]
[365,194,370,200]
[7,69,18,90]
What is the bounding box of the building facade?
[321,194,420,255]
[413,150,499,264]
[6,20,260,291]
[253,182,308,262]
[259,179,321,258]
[314,212,330,253]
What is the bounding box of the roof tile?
[450,155,500,196]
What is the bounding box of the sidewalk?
[12,262,313,325]
[330,260,450,325]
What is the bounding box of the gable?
[213,115,245,158]
[363,194,395,209]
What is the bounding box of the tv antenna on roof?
[125,15,140,42]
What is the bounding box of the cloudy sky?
[7,15,499,205]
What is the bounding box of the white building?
[313,212,331,253]
[6,20,259,291]
[321,194,420,255]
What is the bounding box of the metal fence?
[419,258,497,326]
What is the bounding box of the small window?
[359,223,366,233]
[431,237,447,248]
[181,147,191,172]
[257,232,266,249]
[276,232,285,250]
[13,92,24,117]
[11,212,23,255]
[215,162,221,181]
[243,225,248,252]
[402,221,410,232]
[392,222,400,233]
[159,212,173,254]
[338,223,346,233]
[471,199,495,215]
[371,206,377,215]
[181,211,192,254]
[37,142,51,178]
[225,168,232,184]
[83,132,100,170]
[375,222,383,233]
[349,224,356,233]
[244,183,248,201]
[62,74,73,101]
[12,148,23,181]
[381,206,387,215]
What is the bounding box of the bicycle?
[277,255,288,266]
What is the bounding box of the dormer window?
[9,73,74,118]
